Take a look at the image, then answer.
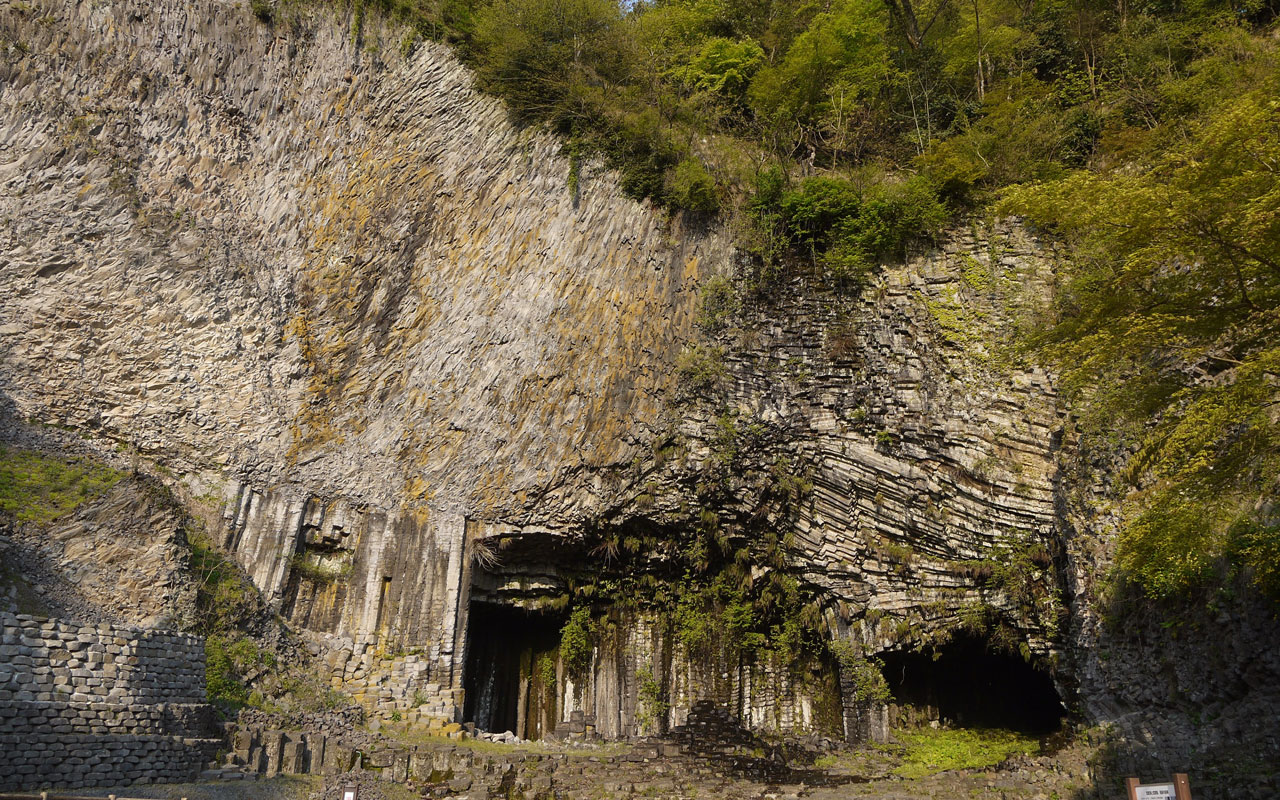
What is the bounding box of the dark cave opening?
[879,633,1064,734]
[462,601,562,739]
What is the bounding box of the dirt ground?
[77,731,1111,800]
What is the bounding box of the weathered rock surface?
[1,0,1277,795]
[5,478,194,626]
[1,0,718,720]
[0,417,195,627]
[0,0,717,519]
[725,222,1064,657]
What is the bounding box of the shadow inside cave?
[879,632,1066,734]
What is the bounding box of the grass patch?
[0,445,125,524]
[892,727,1039,779]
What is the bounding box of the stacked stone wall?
[0,612,218,790]
[313,631,464,727]
[0,734,213,788]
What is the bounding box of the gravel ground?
[78,775,322,800]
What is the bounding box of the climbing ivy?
[559,606,594,678]
[830,640,891,705]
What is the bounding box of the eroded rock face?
[0,417,195,628]
[5,2,1274,785]
[0,0,1068,732]
[731,223,1065,658]
[0,0,718,519]
[1,0,720,715]
[15,478,195,627]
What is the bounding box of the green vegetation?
[635,663,670,731]
[333,0,1279,609]
[0,445,125,524]
[570,516,827,671]
[746,170,947,292]
[359,0,1276,232]
[958,540,1060,637]
[288,550,353,584]
[189,529,261,635]
[554,389,829,676]
[189,526,339,714]
[830,640,892,705]
[559,605,594,677]
[187,528,269,709]
[697,274,739,332]
[675,343,728,396]
[250,0,274,23]
[195,530,351,714]
[536,651,558,690]
[999,33,1280,601]
[892,726,1040,778]
[206,634,273,707]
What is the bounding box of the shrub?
[635,664,669,732]
[249,0,273,24]
[1228,519,1280,599]
[674,589,715,652]
[205,634,271,709]
[697,274,738,331]
[677,37,765,100]
[188,530,261,634]
[666,157,719,213]
[606,107,682,203]
[761,173,944,290]
[778,176,862,249]
[742,165,790,271]
[205,635,249,708]
[830,640,891,705]
[560,606,593,677]
[832,177,946,263]
[471,0,625,124]
[675,344,727,396]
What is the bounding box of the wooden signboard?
[1126,773,1192,800]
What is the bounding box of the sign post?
[1126,773,1192,800]
[342,784,358,800]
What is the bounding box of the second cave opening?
[879,632,1064,734]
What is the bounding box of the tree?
[472,0,627,122]
[1003,85,1280,598]
[748,0,895,160]
[881,0,953,49]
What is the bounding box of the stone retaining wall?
[0,700,214,738]
[0,733,215,788]
[311,630,464,726]
[0,614,206,705]
[0,612,219,790]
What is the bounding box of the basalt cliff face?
[1,0,1276,792]
[2,0,719,719]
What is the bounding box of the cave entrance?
[462,602,562,740]
[879,633,1064,734]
